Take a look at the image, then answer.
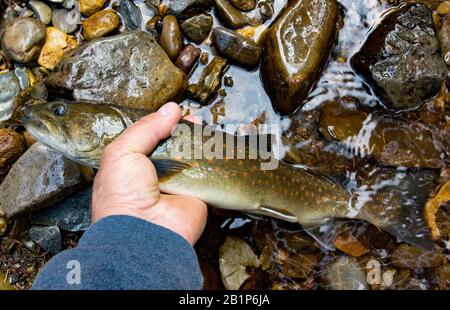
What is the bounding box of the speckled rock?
[0,71,20,122]
[46,31,187,110]
[1,17,46,63]
[0,143,83,217]
[38,27,78,70]
[29,226,62,256]
[80,0,109,16]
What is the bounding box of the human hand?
[92,102,208,245]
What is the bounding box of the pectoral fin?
[151,159,191,181]
[246,206,299,223]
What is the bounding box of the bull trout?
[21,101,433,249]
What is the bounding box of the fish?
[21,100,434,250]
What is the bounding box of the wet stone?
[0,143,83,218]
[80,0,109,16]
[439,15,450,65]
[175,44,201,74]
[145,15,162,38]
[160,15,183,60]
[31,187,92,232]
[0,71,21,122]
[212,27,261,68]
[261,0,340,115]
[29,226,62,256]
[215,0,246,29]
[1,17,46,63]
[187,56,227,104]
[82,9,120,41]
[167,0,214,19]
[229,0,256,12]
[52,7,81,34]
[114,0,142,30]
[180,14,213,44]
[0,128,25,179]
[38,27,78,70]
[46,31,187,111]
[390,244,446,269]
[351,3,447,112]
[29,1,52,25]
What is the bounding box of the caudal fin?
[352,168,437,250]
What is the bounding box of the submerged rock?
[440,15,450,65]
[80,0,109,16]
[0,128,25,179]
[351,3,447,112]
[180,14,213,44]
[0,216,6,236]
[187,56,227,104]
[0,143,83,217]
[82,9,120,40]
[38,27,78,70]
[1,17,47,63]
[46,31,187,110]
[219,236,261,290]
[261,0,339,115]
[167,0,214,19]
[212,27,261,68]
[32,187,92,232]
[390,244,446,268]
[114,0,142,30]
[29,226,62,256]
[323,257,368,290]
[160,15,183,60]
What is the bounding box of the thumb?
[110,102,182,156]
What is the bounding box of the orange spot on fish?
[242,171,248,177]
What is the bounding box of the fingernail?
[159,102,177,117]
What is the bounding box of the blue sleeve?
[31,216,203,290]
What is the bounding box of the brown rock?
[82,9,120,41]
[22,130,38,148]
[390,244,446,268]
[80,0,109,16]
[175,44,200,73]
[0,143,83,217]
[1,17,46,63]
[38,27,78,70]
[334,234,369,257]
[0,128,25,178]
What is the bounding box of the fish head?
[22,101,132,168]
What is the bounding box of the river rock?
[29,226,62,256]
[29,1,52,24]
[1,17,46,63]
[212,26,261,68]
[180,14,213,44]
[215,0,246,29]
[261,0,339,115]
[46,31,187,110]
[175,44,201,73]
[115,0,142,30]
[52,7,81,34]
[160,15,183,60]
[187,56,227,104]
[0,143,83,217]
[167,0,214,19]
[323,257,368,290]
[390,244,446,268]
[32,187,92,232]
[80,0,109,16]
[351,3,447,112]
[0,71,20,122]
[82,9,120,40]
[0,128,25,179]
[38,27,78,70]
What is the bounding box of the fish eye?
[51,103,67,117]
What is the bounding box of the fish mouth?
[23,113,68,150]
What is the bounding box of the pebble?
[80,0,109,16]
[180,14,213,44]
[29,226,62,256]
[0,71,21,122]
[437,1,450,15]
[1,17,47,63]
[115,0,142,30]
[38,27,78,70]
[0,143,84,217]
[52,7,81,34]
[82,9,120,40]
[175,44,201,74]
[0,216,6,236]
[0,128,26,178]
[160,15,183,60]
[29,1,52,24]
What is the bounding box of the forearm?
[32,216,203,290]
